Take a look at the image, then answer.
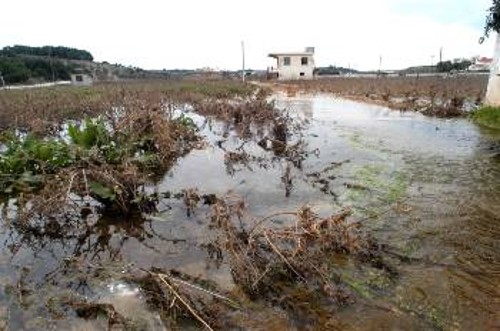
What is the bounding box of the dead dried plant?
[205,194,392,323]
[277,76,487,117]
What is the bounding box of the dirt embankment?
[271,75,488,117]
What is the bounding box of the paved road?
[0,81,71,90]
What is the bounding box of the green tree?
[482,0,500,42]
[23,58,74,81]
[0,57,31,83]
[436,60,472,73]
[436,61,452,72]
[0,45,93,61]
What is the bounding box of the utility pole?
[0,71,5,87]
[241,41,246,83]
[49,47,55,82]
[439,47,443,63]
[378,55,382,75]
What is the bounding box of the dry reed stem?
[155,272,215,331]
[263,231,306,282]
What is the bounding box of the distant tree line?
[315,65,359,76]
[0,45,93,61]
[0,45,93,84]
[436,60,472,73]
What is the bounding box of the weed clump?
[0,136,71,196]
[193,98,278,137]
[0,107,200,220]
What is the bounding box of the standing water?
[271,93,500,330]
[0,92,499,330]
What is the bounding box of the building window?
[300,72,305,76]
[283,57,291,66]
[301,57,308,65]
[75,75,83,82]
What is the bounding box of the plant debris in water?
[200,194,396,328]
[0,81,412,330]
[75,194,396,330]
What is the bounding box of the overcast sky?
[1,0,497,70]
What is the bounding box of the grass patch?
[471,106,500,130]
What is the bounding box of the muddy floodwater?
[1,92,500,330]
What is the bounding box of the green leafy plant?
[0,135,72,174]
[174,114,198,131]
[0,135,73,195]
[68,119,111,149]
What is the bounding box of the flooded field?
[280,75,488,117]
[1,90,500,330]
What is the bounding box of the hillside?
[0,45,162,85]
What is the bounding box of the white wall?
[71,74,93,86]
[485,34,500,106]
[277,55,314,80]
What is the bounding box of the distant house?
[70,73,93,86]
[469,57,493,72]
[268,47,315,80]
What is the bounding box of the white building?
[469,56,493,72]
[268,47,315,80]
[70,73,93,86]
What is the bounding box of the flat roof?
[268,52,314,58]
